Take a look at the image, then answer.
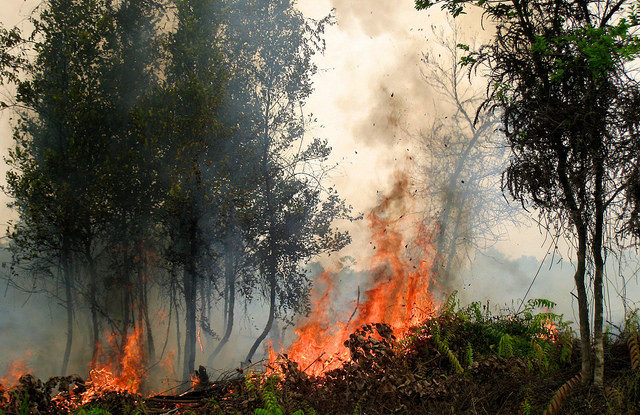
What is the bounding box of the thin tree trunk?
[182,218,198,382]
[208,245,236,366]
[87,255,101,362]
[442,204,465,291]
[592,161,605,386]
[123,248,132,337]
[435,129,481,284]
[173,284,182,375]
[61,243,73,376]
[574,223,592,384]
[557,153,592,385]
[246,88,277,364]
[142,281,156,363]
[245,268,276,364]
[138,243,156,363]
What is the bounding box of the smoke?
[1,0,639,393]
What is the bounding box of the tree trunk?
[207,244,236,367]
[435,129,481,288]
[557,154,593,385]
[173,284,182,375]
[182,218,198,382]
[123,248,132,337]
[87,255,101,362]
[246,92,277,364]
[442,204,465,291]
[574,223,592,384]
[592,161,605,386]
[61,243,73,376]
[138,244,156,363]
[245,267,276,364]
[141,282,156,364]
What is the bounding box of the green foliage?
[74,408,112,415]
[498,334,514,358]
[248,373,308,415]
[408,296,573,376]
[442,290,459,316]
[432,322,464,374]
[17,391,28,415]
[464,342,474,367]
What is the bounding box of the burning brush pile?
[0,324,149,414]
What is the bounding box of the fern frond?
[468,301,483,322]
[261,387,279,413]
[521,398,532,415]
[498,334,514,358]
[443,290,458,315]
[604,386,623,410]
[465,342,473,367]
[542,372,582,415]
[527,299,557,311]
[558,336,573,363]
[484,325,508,342]
[434,335,463,374]
[245,372,258,391]
[627,329,640,371]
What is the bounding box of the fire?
[540,317,559,342]
[277,174,438,376]
[0,352,32,388]
[82,325,146,403]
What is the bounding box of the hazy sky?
[0,0,541,256]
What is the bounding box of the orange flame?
[0,351,32,388]
[82,325,146,403]
[277,174,438,376]
[540,316,559,342]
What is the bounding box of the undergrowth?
[2,297,639,414]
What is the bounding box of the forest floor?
[1,301,639,414]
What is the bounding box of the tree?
[100,0,163,363]
[141,0,228,381]
[416,0,640,385]
[216,0,351,364]
[418,19,517,291]
[3,0,164,376]
[4,0,124,372]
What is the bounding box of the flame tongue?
[0,352,32,389]
[82,324,146,403]
[281,174,438,376]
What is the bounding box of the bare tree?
[418,20,519,292]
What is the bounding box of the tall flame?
[280,174,438,376]
[82,324,146,403]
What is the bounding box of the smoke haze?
[0,0,639,386]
